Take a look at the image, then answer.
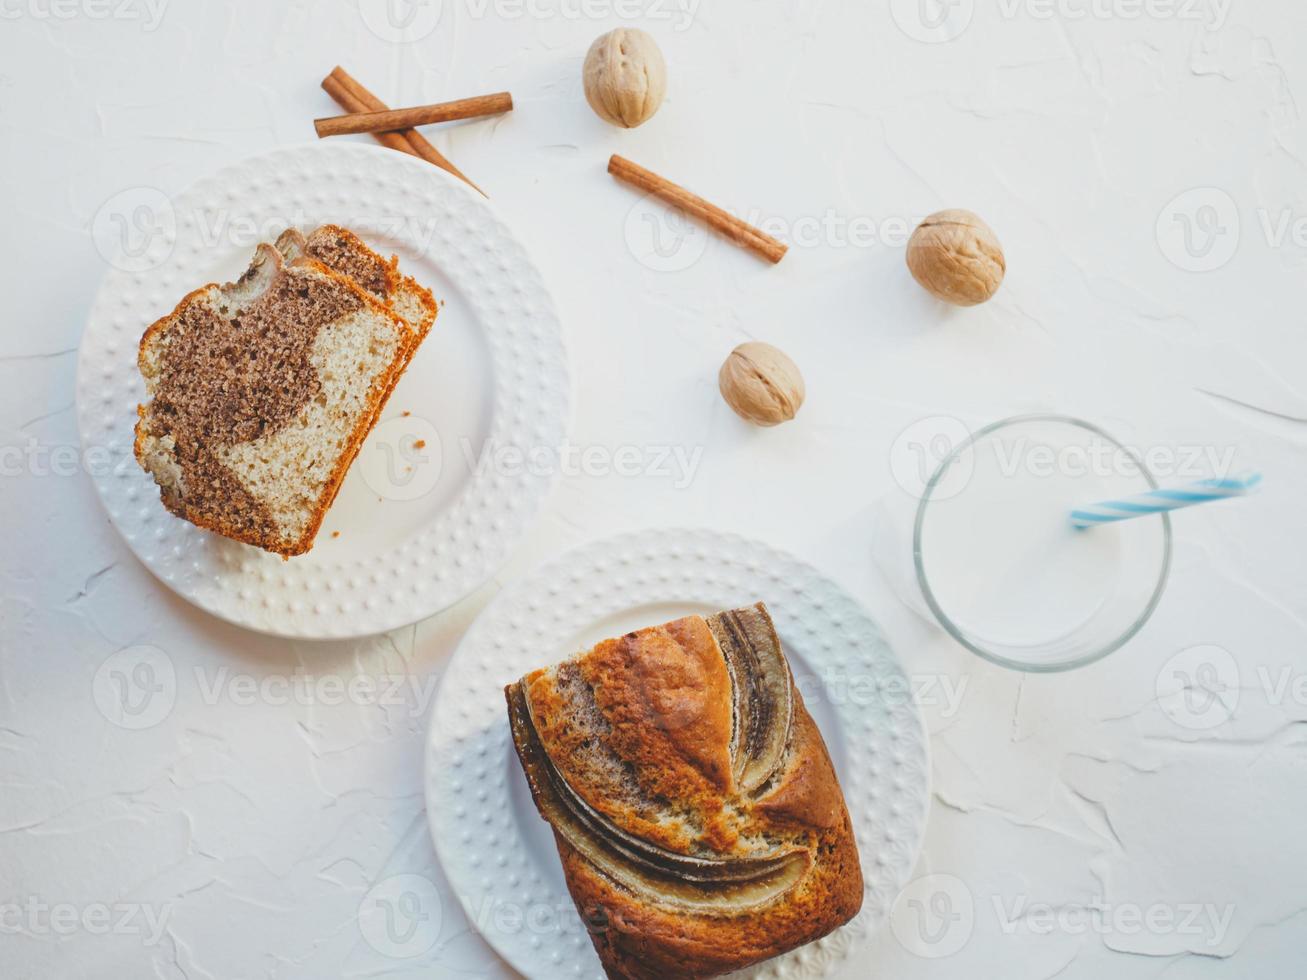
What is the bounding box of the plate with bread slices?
[425,528,930,980]
[77,143,569,638]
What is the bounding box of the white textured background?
[3,0,1307,977]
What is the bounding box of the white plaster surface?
[2,1,1306,977]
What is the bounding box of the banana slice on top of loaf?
[134,230,437,557]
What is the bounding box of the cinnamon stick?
[320,75,417,158]
[607,155,788,265]
[315,93,513,137]
[322,66,485,196]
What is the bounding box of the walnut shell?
[719,342,805,427]
[583,28,667,129]
[906,209,1006,306]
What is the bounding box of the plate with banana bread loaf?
[425,529,929,980]
[76,143,569,638]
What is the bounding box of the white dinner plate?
[76,143,570,639]
[425,528,930,980]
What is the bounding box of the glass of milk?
[911,415,1172,672]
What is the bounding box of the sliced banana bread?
[134,241,422,556]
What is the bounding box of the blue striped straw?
[1071,472,1263,530]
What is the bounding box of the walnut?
[906,209,1006,306]
[718,342,805,427]
[583,28,667,129]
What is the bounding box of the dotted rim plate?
[75,143,570,639]
[424,528,930,980]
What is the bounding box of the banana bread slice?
[506,603,864,979]
[275,226,438,420]
[134,242,419,556]
[274,224,437,353]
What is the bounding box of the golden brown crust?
[304,223,400,299]
[282,321,414,552]
[579,620,737,848]
[274,257,418,556]
[752,706,845,831]
[523,664,698,855]
[507,604,864,979]
[371,274,437,411]
[306,229,439,444]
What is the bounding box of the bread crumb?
[413,439,426,449]
[402,410,411,417]
[331,531,340,538]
